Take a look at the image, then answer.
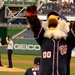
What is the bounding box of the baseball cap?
[47,11,62,18]
[34,57,41,65]
[60,14,67,21]
[47,11,67,21]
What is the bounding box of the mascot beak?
[47,11,68,30]
[47,11,61,30]
[47,15,59,30]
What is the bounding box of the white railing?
[37,1,44,11]
[0,0,4,9]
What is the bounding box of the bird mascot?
[26,5,75,75]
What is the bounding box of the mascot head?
[47,11,66,30]
[44,11,70,40]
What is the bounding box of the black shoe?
[0,64,3,66]
[7,66,12,68]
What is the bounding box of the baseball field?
[0,54,75,75]
[0,54,40,75]
[0,26,75,75]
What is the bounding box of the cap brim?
[47,11,62,18]
[60,14,67,21]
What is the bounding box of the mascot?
[26,5,75,75]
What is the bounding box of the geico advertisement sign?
[14,44,41,50]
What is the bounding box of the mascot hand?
[26,5,41,34]
[26,5,37,16]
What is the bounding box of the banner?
[13,39,41,55]
[13,39,41,54]
[1,39,41,55]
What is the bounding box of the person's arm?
[6,37,9,44]
[72,21,75,34]
[0,45,7,48]
[6,37,11,44]
[67,21,75,50]
[26,5,42,38]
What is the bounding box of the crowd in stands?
[38,2,75,16]
[5,0,36,2]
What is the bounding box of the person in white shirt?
[6,36,13,68]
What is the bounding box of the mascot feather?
[26,5,75,75]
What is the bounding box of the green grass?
[71,67,75,75]
[7,27,25,37]
[1,54,40,69]
[0,72,24,75]
[1,54,75,75]
[71,57,75,63]
[70,58,75,75]
[1,54,40,75]
[2,54,40,60]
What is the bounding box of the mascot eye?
[58,17,60,20]
[56,16,60,20]
[57,16,61,20]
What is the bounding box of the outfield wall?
[1,39,41,55]
[1,38,75,57]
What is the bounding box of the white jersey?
[7,40,13,50]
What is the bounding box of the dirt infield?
[70,63,75,67]
[0,59,34,72]
[2,59,33,64]
[0,59,33,72]
[0,59,75,72]
[2,59,75,66]
[0,65,25,72]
